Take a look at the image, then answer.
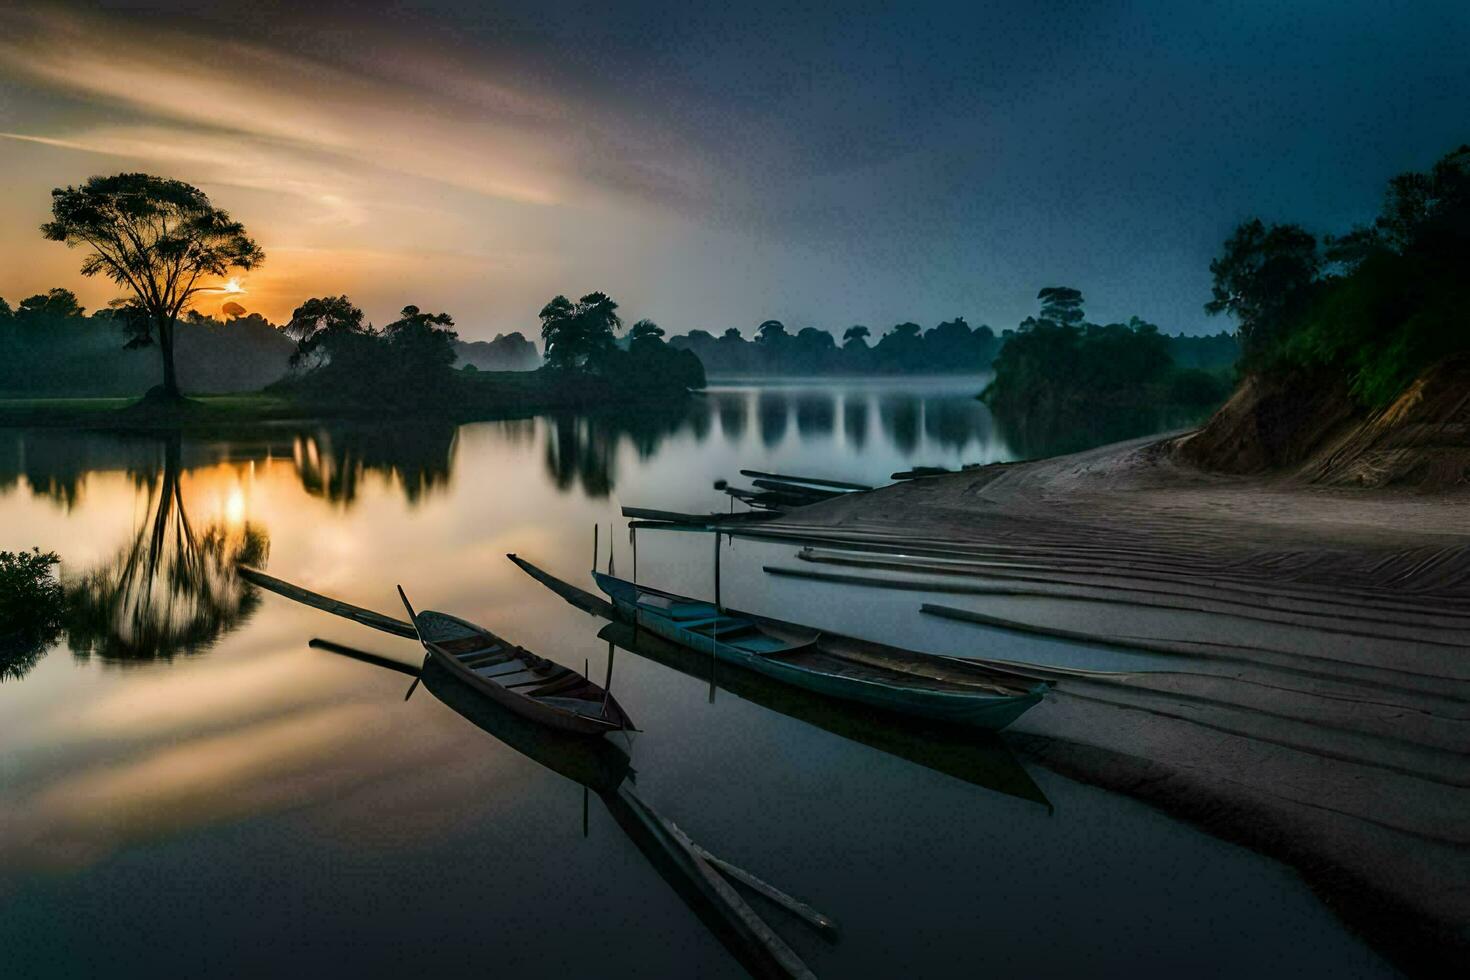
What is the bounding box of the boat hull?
[608,591,1043,731]
[428,644,623,736]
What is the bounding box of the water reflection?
[321,640,832,979]
[879,395,921,454]
[64,436,269,664]
[714,392,747,442]
[599,622,1049,809]
[0,382,1014,517]
[989,400,1213,460]
[842,397,869,449]
[756,391,789,447]
[794,393,835,438]
[294,423,460,507]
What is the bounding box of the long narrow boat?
[238,566,633,736]
[312,639,828,979]
[587,569,1046,731]
[505,549,1046,731]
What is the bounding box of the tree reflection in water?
[542,405,701,498]
[292,423,459,508]
[65,436,269,664]
[794,392,836,438]
[879,394,921,454]
[714,392,748,442]
[757,390,789,447]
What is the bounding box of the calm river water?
[0,378,1393,977]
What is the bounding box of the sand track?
[758,434,1470,975]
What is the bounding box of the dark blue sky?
[3,1,1468,336]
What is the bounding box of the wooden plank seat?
[475,661,541,679]
[457,646,507,666]
[506,670,572,688]
[528,673,593,698]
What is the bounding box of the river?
[0,378,1393,977]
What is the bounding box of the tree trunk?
[158,315,181,399]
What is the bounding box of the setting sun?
[221,277,245,294]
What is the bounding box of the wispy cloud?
[0,6,705,212]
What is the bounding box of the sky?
[1,1,1468,341]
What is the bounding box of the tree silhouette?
[17,288,85,319]
[629,318,666,355]
[1036,287,1085,325]
[384,305,458,383]
[42,173,263,401]
[540,292,623,371]
[0,297,12,320]
[1205,220,1320,357]
[842,324,871,348]
[755,320,789,345]
[285,295,368,369]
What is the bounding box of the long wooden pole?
[593,523,599,572]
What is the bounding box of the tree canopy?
[41,173,263,399]
[285,295,368,368]
[539,291,622,370]
[1206,143,1470,405]
[1205,220,1320,358]
[17,288,85,319]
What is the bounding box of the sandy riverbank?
[757,434,1470,975]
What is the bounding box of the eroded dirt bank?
[756,435,1470,976]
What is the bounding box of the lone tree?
[1036,286,1085,325]
[42,173,263,400]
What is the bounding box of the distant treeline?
[669,319,999,375]
[0,288,541,397]
[668,317,1237,378]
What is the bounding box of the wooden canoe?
[401,592,635,737]
[238,566,632,736]
[314,640,826,979]
[592,572,1047,731]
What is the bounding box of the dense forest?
[1204,143,1469,408]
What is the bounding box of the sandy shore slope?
[758,435,1470,975]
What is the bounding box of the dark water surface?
[0,379,1393,978]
